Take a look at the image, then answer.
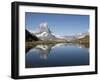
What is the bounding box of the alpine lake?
[25,41,89,68]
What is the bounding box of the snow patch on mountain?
[36,32,48,37]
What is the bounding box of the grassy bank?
[26,40,68,47]
[26,40,89,49]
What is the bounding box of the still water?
[25,43,89,68]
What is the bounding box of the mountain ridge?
[27,22,89,41]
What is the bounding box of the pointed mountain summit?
[33,22,56,40]
[39,22,51,33]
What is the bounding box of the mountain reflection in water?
[26,43,89,68]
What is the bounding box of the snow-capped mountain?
[27,22,89,41]
[32,22,56,40]
[62,35,76,41]
[62,32,89,41]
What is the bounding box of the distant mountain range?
[26,22,89,41]
[62,32,89,41]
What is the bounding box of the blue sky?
[25,12,89,36]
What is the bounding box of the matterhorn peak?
[32,22,56,40]
[39,22,48,28]
[39,22,51,33]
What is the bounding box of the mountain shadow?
[25,29,39,42]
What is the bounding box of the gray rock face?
[39,22,51,33]
[34,22,56,40]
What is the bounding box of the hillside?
[25,29,39,42]
[77,35,89,43]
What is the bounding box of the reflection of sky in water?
[26,43,89,68]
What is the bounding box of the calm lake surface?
[25,43,89,68]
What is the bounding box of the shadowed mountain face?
[25,29,39,42]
